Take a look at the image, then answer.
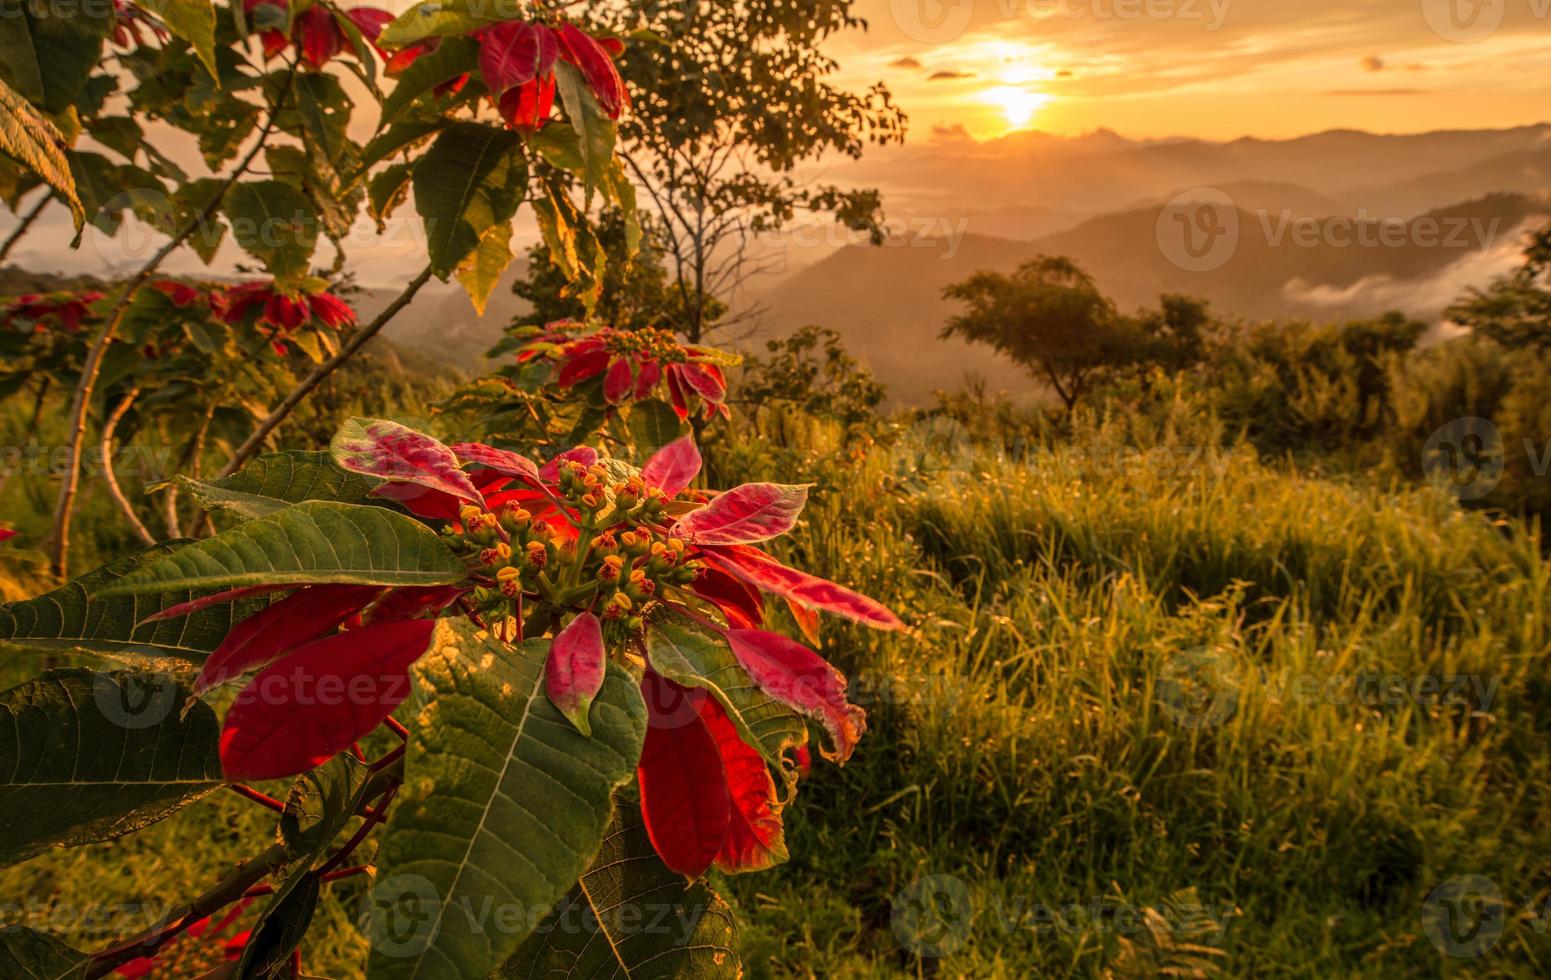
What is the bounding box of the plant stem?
[99,386,156,546]
[0,189,51,264]
[48,67,296,580]
[216,264,436,479]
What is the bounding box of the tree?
[941,256,1142,414]
[1447,223,1551,350]
[599,0,906,342]
[737,324,885,425]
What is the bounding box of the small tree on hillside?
[1447,223,1551,350]
[941,256,1141,413]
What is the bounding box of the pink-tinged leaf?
[451,443,541,483]
[363,584,467,624]
[602,357,633,404]
[219,619,437,781]
[538,446,598,481]
[194,584,383,695]
[478,19,543,97]
[637,672,730,877]
[726,629,866,764]
[139,584,301,625]
[686,565,764,630]
[700,544,905,632]
[786,597,821,646]
[665,369,689,420]
[332,417,483,508]
[679,362,726,402]
[545,612,606,736]
[642,436,701,496]
[343,6,392,43]
[0,529,14,544]
[674,483,809,546]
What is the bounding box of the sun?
[983,86,1050,130]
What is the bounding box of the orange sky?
[831,0,1551,140]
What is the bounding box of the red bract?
[0,529,14,544]
[219,618,436,780]
[2,290,104,333]
[519,323,734,421]
[193,584,385,695]
[673,482,810,546]
[245,0,391,68]
[110,0,169,49]
[150,279,208,308]
[546,612,606,735]
[462,18,624,129]
[218,280,356,353]
[725,628,866,763]
[641,435,702,496]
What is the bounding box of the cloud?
[1361,55,1385,72]
[889,56,922,69]
[1324,88,1425,96]
[928,70,975,81]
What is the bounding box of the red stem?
[228,784,287,814]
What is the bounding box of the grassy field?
[3,403,1549,977]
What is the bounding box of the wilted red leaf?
[194,584,383,695]
[786,597,821,645]
[725,628,866,763]
[674,483,809,546]
[701,544,904,631]
[545,612,606,736]
[333,418,483,509]
[219,619,437,781]
[642,435,702,496]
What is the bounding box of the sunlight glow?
[983,86,1051,130]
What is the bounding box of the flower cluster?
[352,15,627,131]
[110,0,169,50]
[217,279,356,354]
[518,322,734,420]
[1,290,104,333]
[185,419,902,879]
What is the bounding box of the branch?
[48,66,297,580]
[99,387,156,547]
[0,189,52,264]
[216,264,435,479]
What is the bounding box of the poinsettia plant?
[0,417,901,976]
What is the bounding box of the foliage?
[737,325,887,427]
[1446,222,1551,350]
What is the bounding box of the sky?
[830,0,1551,140]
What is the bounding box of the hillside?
[748,192,1551,404]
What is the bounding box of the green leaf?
[368,161,413,227]
[95,501,469,596]
[180,450,381,518]
[137,0,218,80]
[0,669,223,867]
[0,75,83,230]
[646,613,807,768]
[553,62,615,202]
[359,117,444,173]
[236,871,321,978]
[0,927,90,980]
[364,620,647,979]
[378,0,504,47]
[456,221,513,315]
[498,801,741,980]
[225,179,319,286]
[626,400,688,457]
[0,543,277,668]
[377,35,478,130]
[0,12,45,104]
[412,122,525,279]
